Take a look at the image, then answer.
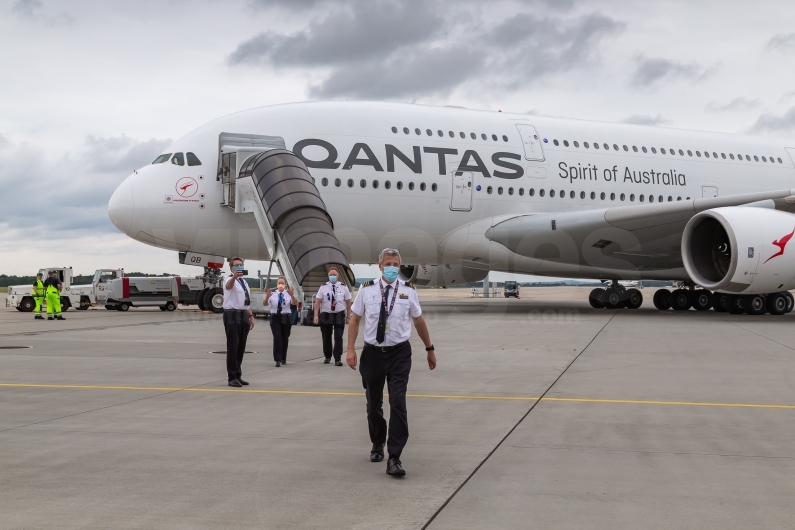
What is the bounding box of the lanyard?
[379,279,399,317]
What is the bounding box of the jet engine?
[398,264,488,288]
[682,207,795,294]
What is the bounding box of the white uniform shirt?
[315,281,351,313]
[222,274,250,310]
[351,279,421,346]
[267,290,293,315]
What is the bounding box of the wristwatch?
[425,344,435,351]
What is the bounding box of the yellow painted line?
[1,383,794,410]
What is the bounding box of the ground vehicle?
[504,281,519,298]
[105,277,180,311]
[69,269,125,309]
[7,267,80,312]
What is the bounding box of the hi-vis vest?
[33,279,44,297]
[46,279,60,294]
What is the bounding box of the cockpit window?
[171,153,185,166]
[186,152,202,166]
[152,153,172,164]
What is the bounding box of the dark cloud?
[766,33,795,53]
[630,56,718,87]
[11,0,41,19]
[705,97,762,113]
[749,106,795,135]
[0,135,170,235]
[620,114,670,126]
[228,1,623,99]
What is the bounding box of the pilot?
[346,248,437,477]
[222,257,254,388]
[32,272,44,320]
[266,276,293,367]
[313,268,352,366]
[43,271,64,320]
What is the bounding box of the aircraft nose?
[108,177,134,235]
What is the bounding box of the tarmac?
[1,287,794,529]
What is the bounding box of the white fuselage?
[108,101,795,278]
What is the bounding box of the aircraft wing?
[485,188,795,273]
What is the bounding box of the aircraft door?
[515,124,545,162]
[450,170,473,211]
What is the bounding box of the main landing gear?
[652,287,794,315]
[588,281,643,310]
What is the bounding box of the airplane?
[107,101,795,316]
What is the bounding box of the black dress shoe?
[335,360,343,366]
[228,379,242,387]
[275,361,281,367]
[386,457,405,476]
[281,360,287,365]
[238,379,249,385]
[55,316,65,320]
[324,358,331,364]
[370,443,384,462]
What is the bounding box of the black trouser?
[359,341,412,459]
[223,310,249,382]
[270,313,291,362]
[319,311,345,361]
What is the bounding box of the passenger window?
[385,180,392,190]
[649,195,654,202]
[754,155,759,162]
[620,193,625,201]
[603,143,609,150]
[437,130,443,137]
[487,186,493,194]
[651,147,657,154]
[426,129,432,136]
[678,149,684,156]
[610,192,615,200]
[630,194,635,201]
[704,152,709,158]
[415,128,421,135]
[321,177,328,186]
[502,135,509,142]
[632,146,638,152]
[449,131,454,138]
[460,132,465,139]
[661,148,666,154]
[721,153,726,159]
[762,156,767,162]
[746,155,751,161]
[600,192,605,200]
[360,179,367,188]
[519,188,525,196]
[403,127,409,134]
[171,153,185,166]
[391,127,398,133]
[508,187,514,195]
[335,178,341,187]
[573,141,579,148]
[564,140,570,147]
[420,182,426,191]
[152,153,172,164]
[668,196,672,201]
[590,191,595,200]
[696,151,701,157]
[640,194,645,202]
[397,181,403,190]
[431,183,437,192]
[687,150,692,156]
[584,142,590,148]
[560,190,565,198]
[677,196,682,201]
[529,188,535,196]
[481,134,487,140]
[409,182,415,190]
[553,139,559,146]
[497,186,503,195]
[347,179,354,188]
[470,133,476,140]
[594,143,599,149]
[623,145,628,151]
[778,157,783,163]
[729,154,735,160]
[642,147,647,153]
[540,189,545,197]
[550,189,556,197]
[492,134,498,141]
[569,190,575,199]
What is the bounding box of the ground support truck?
[105,276,180,311]
[8,267,80,312]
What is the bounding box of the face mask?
[234,265,244,271]
[328,275,337,283]
[277,284,285,292]
[382,266,399,282]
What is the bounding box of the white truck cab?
[7,267,78,312]
[70,269,125,309]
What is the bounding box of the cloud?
[630,56,718,87]
[11,0,41,19]
[705,97,762,113]
[749,106,795,135]
[767,33,795,53]
[620,114,670,126]
[228,1,624,99]
[0,135,170,236]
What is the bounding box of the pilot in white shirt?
[266,276,293,367]
[313,267,352,366]
[222,257,255,388]
[346,248,436,478]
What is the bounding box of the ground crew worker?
[314,268,351,366]
[347,248,436,477]
[32,272,44,320]
[43,271,64,320]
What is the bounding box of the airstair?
[218,134,354,311]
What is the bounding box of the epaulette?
[404,281,415,289]
[360,280,375,287]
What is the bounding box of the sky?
[1,0,794,279]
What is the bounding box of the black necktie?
[331,284,336,311]
[376,285,390,344]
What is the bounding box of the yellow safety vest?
[46,280,60,294]
[33,279,44,297]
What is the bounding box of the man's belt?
[364,341,407,352]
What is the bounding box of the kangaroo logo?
[175,177,198,198]
[764,227,795,263]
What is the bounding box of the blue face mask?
[234,265,244,271]
[382,266,399,282]
[328,275,337,283]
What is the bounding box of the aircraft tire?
[670,289,691,311]
[767,293,788,315]
[784,292,794,313]
[652,289,671,310]
[691,290,712,311]
[711,292,728,312]
[602,288,621,309]
[727,295,745,314]
[745,294,767,315]
[625,288,643,309]
[588,288,605,309]
[196,288,208,311]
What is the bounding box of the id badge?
[385,322,391,335]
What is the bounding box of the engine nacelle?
[682,207,795,294]
[398,264,488,288]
